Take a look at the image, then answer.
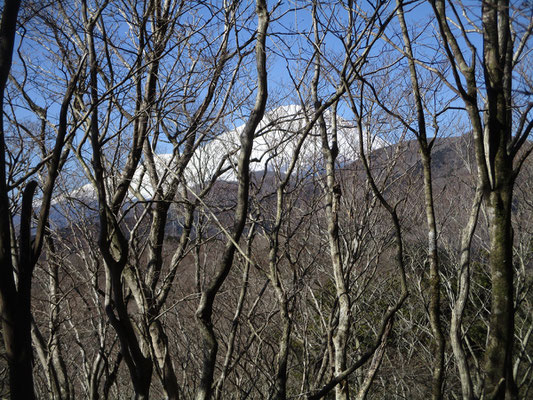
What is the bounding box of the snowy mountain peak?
[60,105,384,208]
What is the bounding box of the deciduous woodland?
[0,1,532,399]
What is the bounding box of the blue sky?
[4,0,531,166]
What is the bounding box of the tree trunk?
[421,149,445,400]
[149,320,180,400]
[430,1,523,397]
[450,187,483,400]
[0,1,35,398]
[194,2,269,399]
[396,5,445,396]
[482,2,517,397]
[2,183,37,400]
[484,185,517,400]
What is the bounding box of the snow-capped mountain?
[53,105,385,212]
[185,104,386,185]
[158,104,384,194]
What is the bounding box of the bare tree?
[427,1,533,398]
[2,1,531,399]
[194,1,269,399]
[1,1,85,397]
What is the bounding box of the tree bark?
[0,2,34,398]
[430,1,524,398]
[311,4,349,397]
[481,2,517,398]
[1,183,37,399]
[194,2,269,399]
[396,4,445,397]
[450,187,483,400]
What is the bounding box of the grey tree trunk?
[481,4,517,398]
[0,2,32,398]
[396,4,445,397]
[450,187,483,400]
[311,5,349,398]
[194,2,269,399]
[1,2,82,398]
[430,0,531,398]
[268,189,292,400]
[86,10,154,398]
